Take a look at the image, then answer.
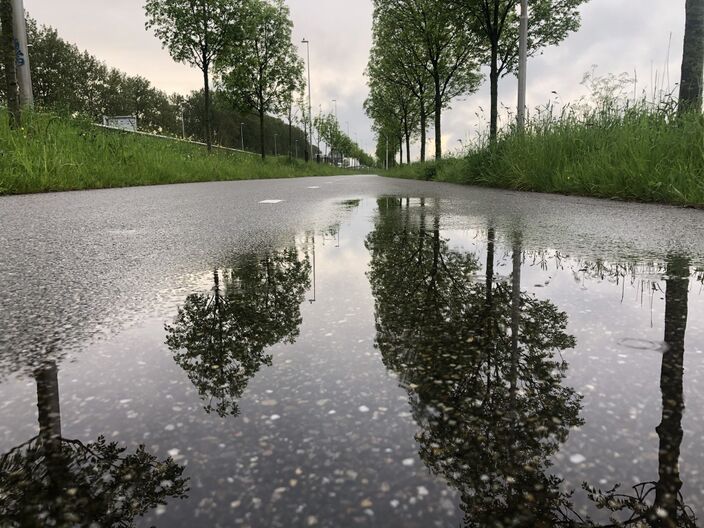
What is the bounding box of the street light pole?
[295,139,299,159]
[301,39,313,162]
[517,0,528,132]
[11,0,32,107]
[180,105,186,139]
[385,134,389,170]
[274,133,278,156]
[240,122,245,151]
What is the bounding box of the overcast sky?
[24,0,686,158]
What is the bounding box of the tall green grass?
[388,103,704,206]
[0,110,352,195]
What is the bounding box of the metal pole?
[385,135,389,170]
[274,133,278,156]
[240,122,245,150]
[181,105,186,139]
[295,140,299,159]
[302,39,313,163]
[517,0,528,132]
[11,0,32,107]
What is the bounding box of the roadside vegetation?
[367,0,704,207]
[0,111,351,196]
[386,100,704,206]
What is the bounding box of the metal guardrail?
[96,124,259,157]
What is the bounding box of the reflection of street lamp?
[240,123,245,151]
[309,234,316,304]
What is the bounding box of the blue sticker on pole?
[14,39,25,66]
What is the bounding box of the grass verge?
[387,107,704,207]
[0,110,353,195]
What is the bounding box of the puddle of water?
[1,196,703,527]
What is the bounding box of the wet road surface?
[1,175,704,527]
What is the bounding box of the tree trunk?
[434,72,442,160]
[399,137,403,165]
[485,227,495,307]
[419,99,427,163]
[654,255,689,527]
[35,361,66,525]
[0,0,20,128]
[203,63,213,151]
[510,235,521,401]
[259,109,266,160]
[404,115,411,164]
[679,0,704,113]
[288,107,293,161]
[490,42,499,142]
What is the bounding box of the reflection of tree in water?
[580,254,696,527]
[0,361,188,527]
[366,198,583,526]
[367,200,697,527]
[166,248,311,417]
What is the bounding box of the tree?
[145,0,242,151]
[166,248,310,417]
[366,199,583,525]
[216,0,304,159]
[0,361,188,526]
[371,0,481,160]
[452,0,588,141]
[366,58,420,165]
[367,3,435,161]
[679,0,704,113]
[0,0,20,128]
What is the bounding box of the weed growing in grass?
[0,111,353,195]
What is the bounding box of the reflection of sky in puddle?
[1,196,703,527]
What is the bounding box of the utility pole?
[385,134,389,170]
[302,39,313,162]
[0,0,20,127]
[517,0,528,131]
[11,0,32,107]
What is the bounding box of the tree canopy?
[145,0,244,150]
[166,248,310,417]
[216,0,304,159]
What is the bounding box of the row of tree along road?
[146,0,371,163]
[0,0,373,164]
[365,0,704,164]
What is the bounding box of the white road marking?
[259,200,284,204]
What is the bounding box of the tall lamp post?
[301,39,313,162]
[331,99,338,164]
[11,0,32,107]
[517,0,528,131]
[274,133,278,156]
[240,122,245,151]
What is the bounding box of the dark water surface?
[1,176,704,527]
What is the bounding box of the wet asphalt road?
[1,174,703,364]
